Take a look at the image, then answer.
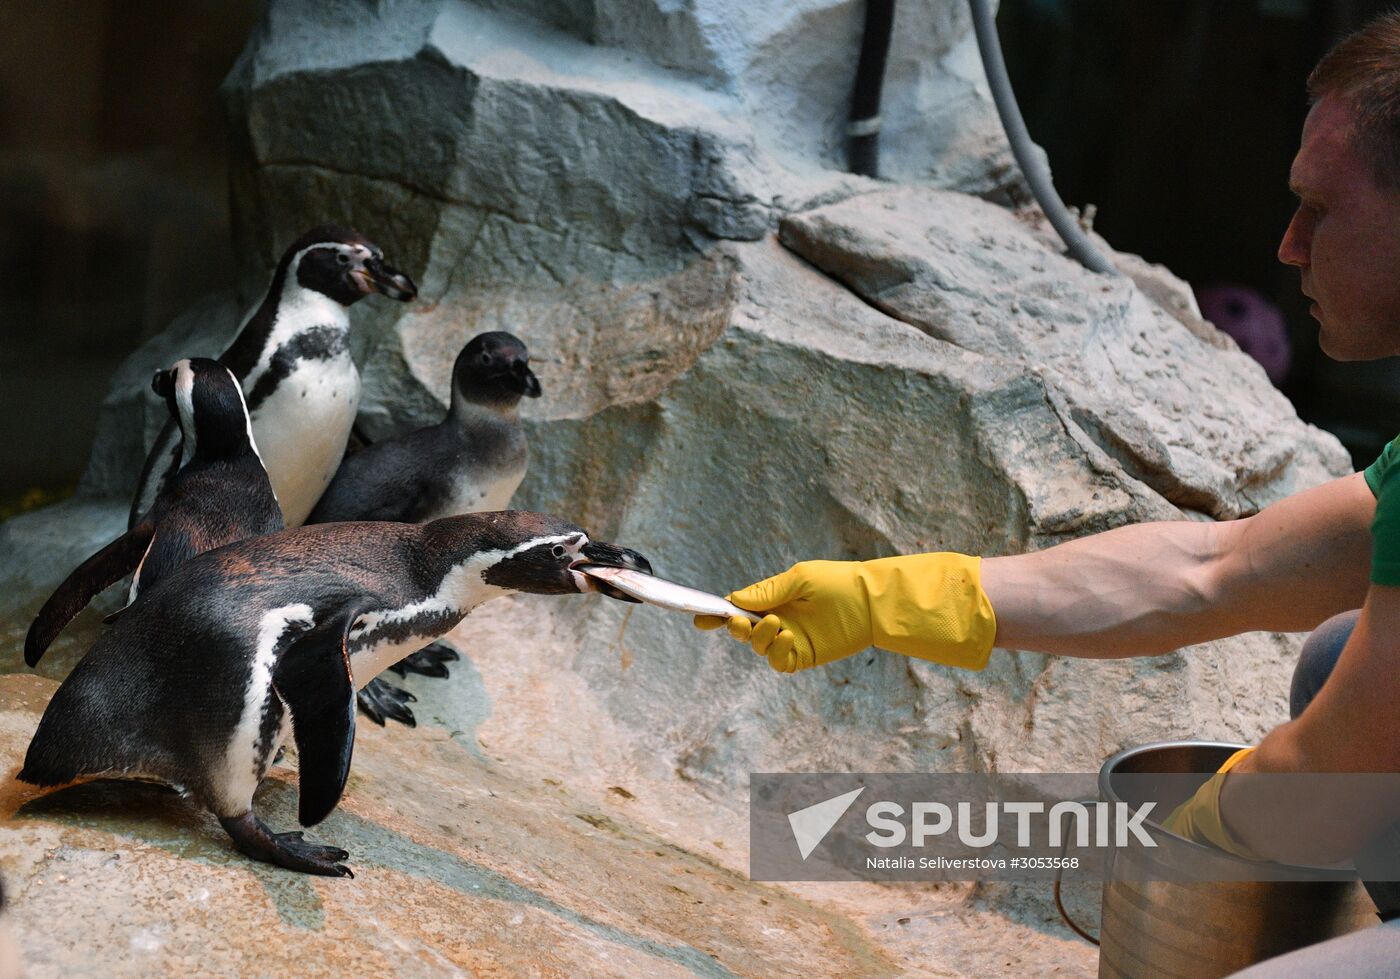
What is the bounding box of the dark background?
[0,0,259,510]
[1,0,1397,510]
[1000,0,1400,468]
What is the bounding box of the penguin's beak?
[571,542,652,601]
[357,258,417,301]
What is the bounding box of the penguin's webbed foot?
[388,642,459,678]
[219,812,354,878]
[357,677,417,727]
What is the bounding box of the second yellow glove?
[1160,748,1265,860]
[696,553,996,674]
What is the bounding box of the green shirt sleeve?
[1368,435,1400,586]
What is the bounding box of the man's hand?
[695,561,875,672]
[694,553,996,673]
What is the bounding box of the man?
[698,14,1400,975]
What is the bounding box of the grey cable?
[968,0,1118,275]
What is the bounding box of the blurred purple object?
[1194,284,1292,385]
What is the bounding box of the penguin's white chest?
[434,464,527,521]
[348,636,433,691]
[251,354,358,527]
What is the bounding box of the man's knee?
[1290,610,1362,719]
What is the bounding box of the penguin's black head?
[452,331,541,408]
[433,511,651,598]
[285,224,417,307]
[153,358,257,462]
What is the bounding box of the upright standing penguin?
[307,331,541,725]
[129,224,416,530]
[26,358,283,667]
[19,512,651,877]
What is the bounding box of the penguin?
[309,332,540,524]
[129,224,416,531]
[18,512,650,877]
[25,358,283,667]
[306,331,541,725]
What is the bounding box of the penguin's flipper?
[24,522,156,667]
[272,610,360,828]
[129,416,181,530]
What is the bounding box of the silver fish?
[578,565,761,623]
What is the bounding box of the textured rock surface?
[0,0,1355,974]
[778,188,1340,521]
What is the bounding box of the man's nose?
[1278,208,1311,267]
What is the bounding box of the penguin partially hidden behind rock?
[25,358,283,667]
[307,331,542,726]
[19,512,651,876]
[129,224,416,531]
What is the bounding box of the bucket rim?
[1097,739,1358,875]
[1098,739,1252,796]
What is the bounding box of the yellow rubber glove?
[694,553,996,674]
[1161,748,1267,860]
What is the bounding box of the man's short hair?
[1310,12,1400,189]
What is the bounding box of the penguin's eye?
[479,353,492,366]
[551,544,567,559]
[336,252,350,266]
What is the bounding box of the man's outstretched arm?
[983,471,1375,657]
[701,471,1375,669]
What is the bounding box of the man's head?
[1279,14,1400,360]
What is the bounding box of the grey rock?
[0,497,128,681]
[778,187,1348,519]
[78,292,244,499]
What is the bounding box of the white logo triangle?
[787,787,865,860]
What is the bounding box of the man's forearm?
[982,520,1227,657]
[981,473,1374,658]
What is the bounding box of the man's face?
[1279,94,1400,360]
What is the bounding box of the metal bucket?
[1096,741,1377,978]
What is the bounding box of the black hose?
[848,0,897,177]
[968,0,1118,275]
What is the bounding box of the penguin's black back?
[307,424,463,523]
[308,414,524,525]
[139,454,284,591]
[20,527,399,794]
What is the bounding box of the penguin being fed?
[19,511,651,877]
[25,358,283,667]
[129,224,416,531]
[307,331,541,725]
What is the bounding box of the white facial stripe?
[216,603,314,811]
[224,365,279,506]
[289,242,370,274]
[174,360,198,464]
[347,532,587,643]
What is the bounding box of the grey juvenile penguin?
[26,358,283,667]
[308,331,541,725]
[129,224,416,531]
[19,512,650,877]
